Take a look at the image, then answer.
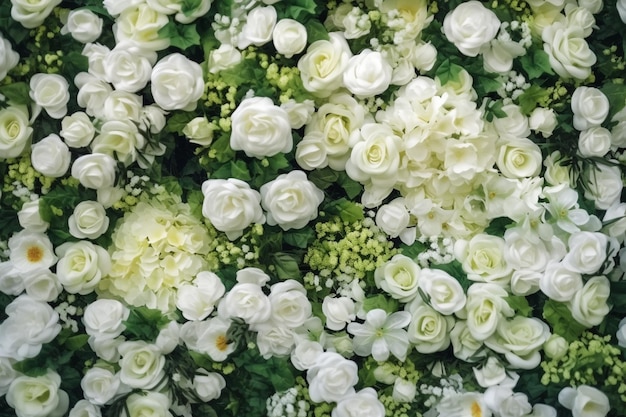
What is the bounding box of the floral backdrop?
[1,0,626,416]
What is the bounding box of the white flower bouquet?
[0,0,626,416]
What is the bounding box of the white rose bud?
[23,270,62,302]
[295,132,329,170]
[584,163,623,210]
[571,86,609,131]
[578,127,611,158]
[238,6,277,49]
[230,96,293,158]
[201,178,265,240]
[68,400,102,417]
[193,371,226,402]
[18,199,49,232]
[529,107,557,138]
[568,275,610,327]
[55,241,111,295]
[618,0,626,23]
[559,385,610,417]
[322,296,356,331]
[298,32,352,97]
[497,137,543,179]
[122,392,172,417]
[260,170,324,230]
[60,112,96,148]
[31,134,71,178]
[375,197,411,239]
[68,201,110,240]
[151,53,204,111]
[443,1,500,57]
[61,9,103,43]
[411,41,437,72]
[29,73,70,119]
[281,99,315,129]
[75,73,113,118]
[562,231,608,275]
[80,367,121,406]
[0,34,19,80]
[208,44,242,74]
[392,378,417,402]
[71,153,117,190]
[0,106,32,159]
[182,117,215,146]
[543,334,568,360]
[343,49,393,97]
[273,18,307,58]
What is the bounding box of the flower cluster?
[1,0,626,417]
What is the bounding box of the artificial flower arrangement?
[0,0,626,416]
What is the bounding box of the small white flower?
[347,308,411,361]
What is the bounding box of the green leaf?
[0,209,21,241]
[362,294,399,314]
[476,75,503,95]
[517,84,550,115]
[283,228,315,249]
[181,0,203,16]
[600,82,626,120]
[309,167,340,190]
[520,49,554,80]
[430,260,472,292]
[158,21,201,51]
[337,173,362,199]
[271,252,301,279]
[505,296,533,317]
[325,198,364,223]
[543,299,588,343]
[166,111,197,133]
[305,19,329,43]
[210,134,236,163]
[267,153,290,171]
[435,59,464,86]
[484,217,514,236]
[123,306,170,341]
[399,240,428,261]
[63,334,89,351]
[0,82,31,105]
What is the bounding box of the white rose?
[30,134,71,177]
[455,234,512,285]
[484,386,532,417]
[493,104,530,139]
[473,356,508,387]
[332,388,385,417]
[68,400,102,417]
[407,302,454,353]
[559,385,610,417]
[418,268,467,315]
[193,371,226,402]
[89,337,124,363]
[104,44,155,93]
[60,112,96,148]
[0,105,33,159]
[578,127,611,157]
[140,105,167,134]
[291,339,324,371]
[151,53,203,111]
[307,352,358,403]
[6,371,68,417]
[571,86,610,131]
[281,99,315,129]
[74,73,113,117]
[485,316,550,369]
[81,367,121,405]
[343,49,393,97]
[122,392,172,417]
[55,241,111,295]
[562,231,608,275]
[542,22,596,80]
[238,6,277,49]
[0,295,61,360]
[176,271,225,321]
[114,4,170,51]
[322,296,356,331]
[260,170,324,230]
[483,38,526,73]
[568,275,611,327]
[207,44,242,73]
[23,269,62,302]
[100,91,143,123]
[61,9,103,43]
[218,282,272,325]
[201,178,265,240]
[497,136,543,179]
[182,117,215,146]
[0,261,25,295]
[392,378,416,402]
[10,0,62,29]
[273,18,307,58]
[584,162,623,210]
[82,42,110,80]
[464,283,514,341]
[71,153,117,190]
[91,119,145,166]
[0,34,19,79]
[0,357,18,396]
[529,107,558,138]
[83,299,129,338]
[29,73,70,119]
[230,96,293,158]
[269,280,312,328]
[443,1,500,57]
[540,261,583,302]
[68,201,110,240]
[450,321,485,361]
[412,41,438,72]
[18,199,49,232]
[118,341,166,389]
[295,132,329,170]
[298,32,352,97]
[374,254,421,302]
[255,323,296,358]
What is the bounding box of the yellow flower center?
[471,400,482,417]
[27,245,44,263]
[216,335,229,352]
